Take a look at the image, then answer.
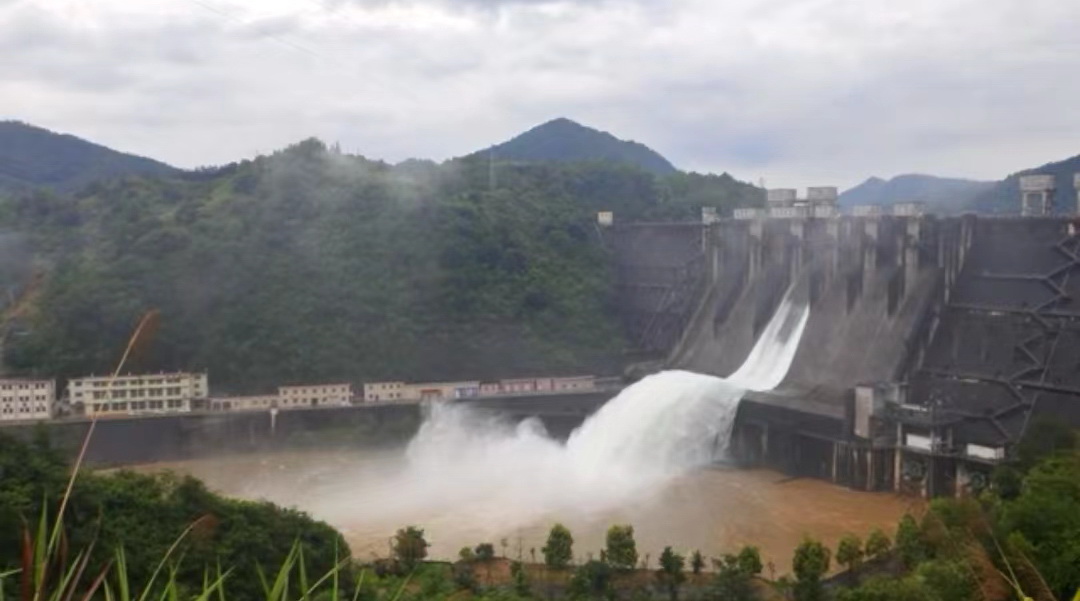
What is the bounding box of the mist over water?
[309,292,811,545]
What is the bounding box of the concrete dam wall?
[614,215,967,390]
[613,214,1080,496]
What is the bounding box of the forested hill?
[471,118,678,175]
[969,153,1080,214]
[839,174,992,211]
[0,121,177,194]
[1,139,762,392]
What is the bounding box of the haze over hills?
[839,174,993,211]
[0,121,178,194]
[969,153,1080,214]
[470,118,678,176]
[0,128,761,390]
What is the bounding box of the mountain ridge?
[470,118,678,175]
[0,120,178,194]
[839,173,993,210]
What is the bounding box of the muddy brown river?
[130,448,915,574]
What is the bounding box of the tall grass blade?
[135,515,208,601]
[20,526,32,601]
[299,557,351,599]
[50,550,89,601]
[265,542,299,601]
[75,563,110,601]
[297,545,309,601]
[190,569,230,601]
[114,548,130,601]
[255,564,270,599]
[331,544,339,601]
[388,571,413,601]
[33,502,49,601]
[214,562,225,601]
[48,310,160,560]
[60,547,96,601]
[350,570,365,601]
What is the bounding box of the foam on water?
[313,289,810,541]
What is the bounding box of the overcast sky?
[2,0,1079,189]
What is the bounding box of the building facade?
[363,381,411,402]
[0,379,55,421]
[209,395,278,412]
[68,372,208,416]
[278,383,352,407]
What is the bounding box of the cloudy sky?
[2,0,1078,189]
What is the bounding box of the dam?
[608,191,1080,498]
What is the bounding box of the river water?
[133,448,912,572]
[130,290,912,572]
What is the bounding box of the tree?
[835,575,932,601]
[708,554,755,601]
[459,547,476,562]
[605,524,638,570]
[393,526,428,571]
[1016,417,1077,470]
[1000,450,1080,598]
[864,529,891,561]
[915,559,977,601]
[737,546,763,576]
[894,514,925,568]
[690,550,705,575]
[569,560,613,599]
[542,523,573,569]
[656,546,686,601]
[510,560,530,597]
[475,542,496,561]
[792,537,830,601]
[836,534,865,574]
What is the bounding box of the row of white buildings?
[0,372,601,422]
[0,372,353,422]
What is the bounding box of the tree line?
[0,139,762,392]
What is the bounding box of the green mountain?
[473,118,678,175]
[840,174,993,211]
[1,138,761,391]
[969,154,1080,214]
[0,121,177,194]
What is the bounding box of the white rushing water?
[310,290,810,543]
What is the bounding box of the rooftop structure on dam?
[608,173,1080,497]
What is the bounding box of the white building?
[69,372,208,416]
[278,383,352,408]
[209,395,278,412]
[363,381,411,402]
[0,379,55,421]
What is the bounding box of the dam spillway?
[609,213,1080,497]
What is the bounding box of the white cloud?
[1,0,1078,188]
